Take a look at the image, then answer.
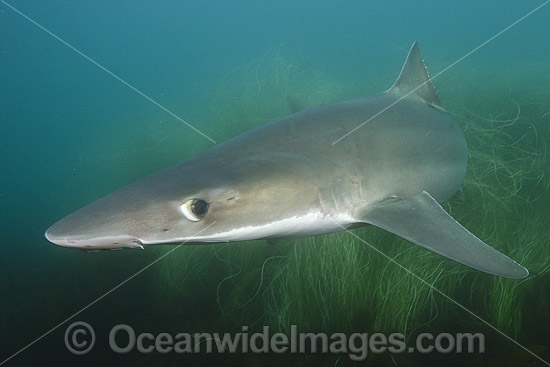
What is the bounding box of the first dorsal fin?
[387,42,443,110]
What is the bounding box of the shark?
[45,42,528,279]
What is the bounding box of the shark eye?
[180,199,209,221]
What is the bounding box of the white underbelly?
[193,211,356,242]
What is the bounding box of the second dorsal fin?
[387,42,443,110]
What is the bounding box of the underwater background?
[1,0,549,366]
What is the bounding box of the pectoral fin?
[360,191,528,279]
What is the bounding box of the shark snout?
[44,205,146,250]
[45,226,144,250]
[44,183,156,250]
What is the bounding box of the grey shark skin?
[45,42,529,279]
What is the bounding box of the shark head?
[45,149,343,250]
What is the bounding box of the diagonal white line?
[1,0,217,144]
[332,0,550,145]
[332,221,549,366]
[0,222,216,366]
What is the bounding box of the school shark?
[45,42,528,279]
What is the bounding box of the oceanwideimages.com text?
[65,322,485,360]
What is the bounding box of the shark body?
[45,42,528,279]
